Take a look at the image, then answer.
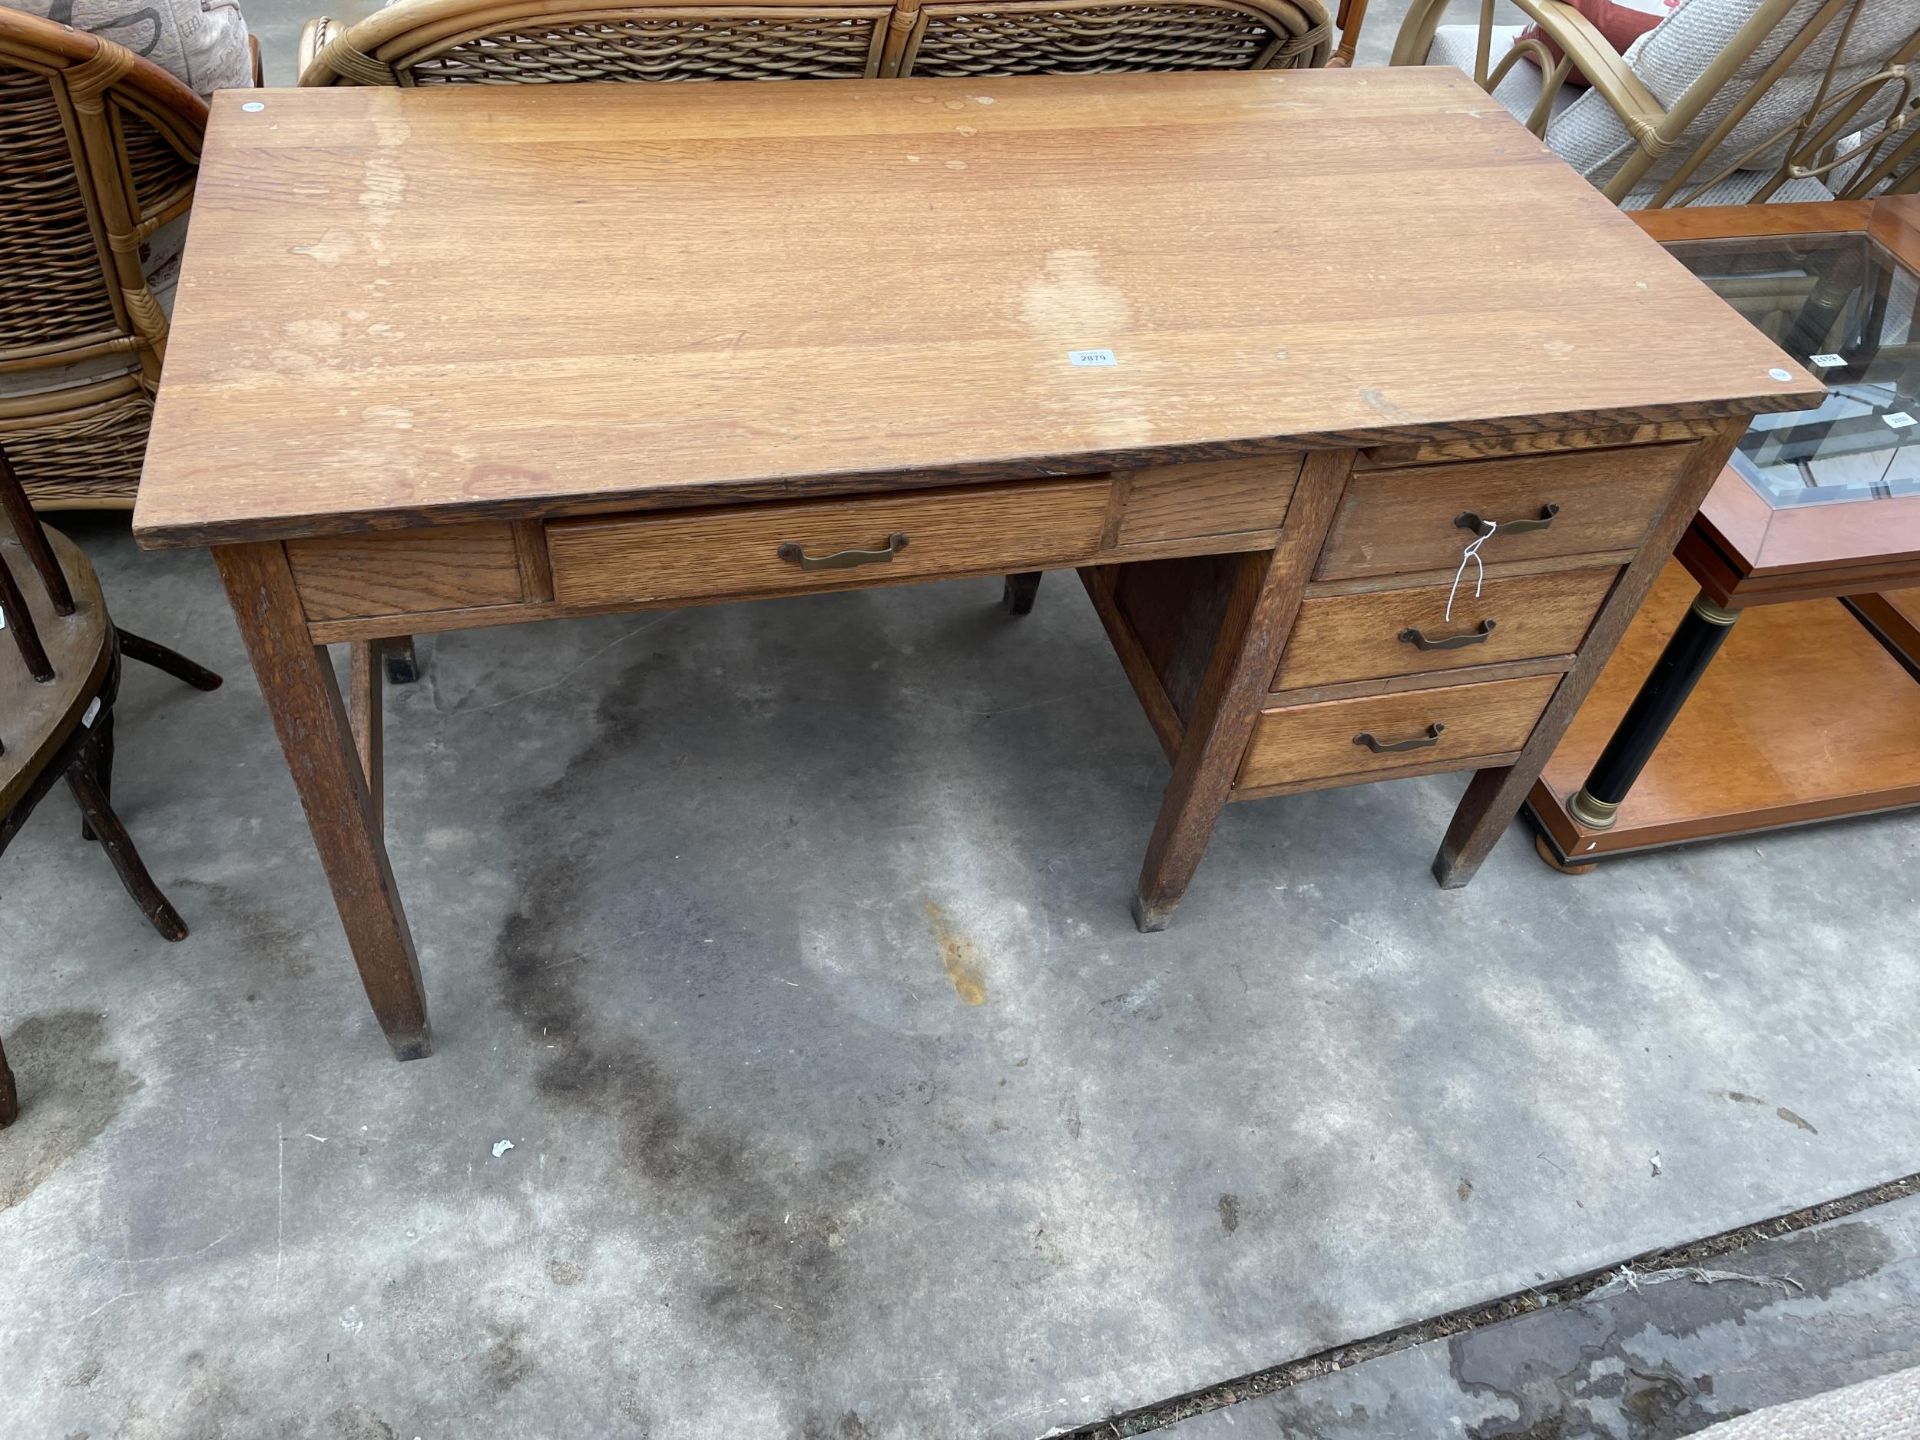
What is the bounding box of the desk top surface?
[134,68,1815,548]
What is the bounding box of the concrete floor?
[1165,1190,1920,1438]
[4,516,1920,1437]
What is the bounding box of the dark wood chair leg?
[65,741,188,941]
[1002,572,1042,616]
[383,635,421,684]
[117,629,223,691]
[0,1033,17,1128]
[80,710,114,842]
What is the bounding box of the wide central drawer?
[1238,673,1562,791]
[1272,566,1618,692]
[546,478,1110,607]
[1315,442,1692,582]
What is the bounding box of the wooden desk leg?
[1431,417,1749,889]
[215,543,431,1060]
[349,640,384,837]
[1003,571,1042,616]
[0,1033,17,1127]
[1133,451,1354,930]
[383,636,422,684]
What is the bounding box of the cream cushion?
[7,0,251,96]
[1420,0,1920,207]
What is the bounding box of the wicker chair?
[297,0,1333,87]
[0,11,211,510]
[1392,0,1920,208]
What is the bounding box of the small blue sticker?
[1068,349,1117,367]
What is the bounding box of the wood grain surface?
[1431,417,1750,886]
[1316,443,1691,581]
[214,542,430,1058]
[135,70,1816,549]
[1532,563,1920,857]
[1271,565,1617,691]
[1238,671,1560,790]
[1112,455,1300,545]
[546,479,1108,606]
[1131,448,1354,929]
[286,522,525,620]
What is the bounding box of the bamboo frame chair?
[1,444,223,1127]
[0,11,210,510]
[1392,0,1920,208]
[297,0,1332,87]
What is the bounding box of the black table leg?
[1568,590,1740,831]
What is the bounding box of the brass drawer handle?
[1455,503,1560,534]
[1353,722,1446,754]
[1400,618,1497,650]
[776,532,909,570]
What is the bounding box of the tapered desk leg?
[1432,417,1749,889]
[1133,451,1354,930]
[215,543,431,1060]
[0,1033,17,1127]
[349,640,385,838]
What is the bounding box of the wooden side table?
[1531,198,1920,868]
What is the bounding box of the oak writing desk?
[134,70,1811,1058]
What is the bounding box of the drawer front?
[1238,673,1561,790]
[1272,566,1618,692]
[547,479,1110,607]
[286,523,527,621]
[1315,442,1691,582]
[1114,455,1300,546]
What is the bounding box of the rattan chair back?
[1394,0,1920,208]
[299,0,1330,87]
[0,11,206,507]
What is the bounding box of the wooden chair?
[297,0,1332,88]
[0,11,211,511]
[0,444,221,1126]
[1391,0,1920,208]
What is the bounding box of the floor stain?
[1218,1193,1240,1235]
[486,641,875,1364]
[1715,1090,1817,1133]
[326,1404,398,1440]
[0,1011,140,1212]
[1458,1178,1474,1202]
[922,899,987,1006]
[483,1322,534,1393]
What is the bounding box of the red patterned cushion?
[1519,0,1675,87]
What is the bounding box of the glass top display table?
[1530,197,1920,869]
